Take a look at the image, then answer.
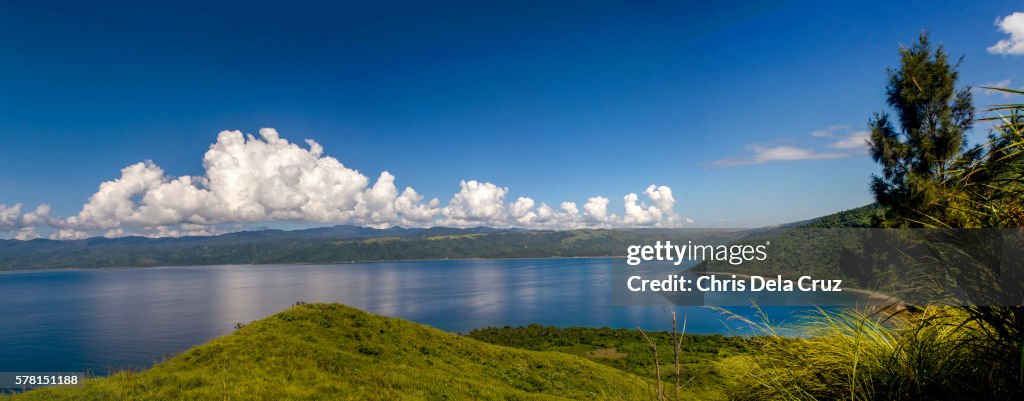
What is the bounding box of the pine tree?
[868,32,975,227]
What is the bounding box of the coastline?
[0,255,627,274]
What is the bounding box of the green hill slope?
[801,203,880,228]
[10,304,652,401]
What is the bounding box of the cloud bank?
[2,129,686,239]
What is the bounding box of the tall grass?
[721,306,1018,400]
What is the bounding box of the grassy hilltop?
[9,303,653,401]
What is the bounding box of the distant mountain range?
[0,204,879,271]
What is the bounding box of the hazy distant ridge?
[0,205,877,270]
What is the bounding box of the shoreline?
[0,255,627,274]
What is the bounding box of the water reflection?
[0,258,837,374]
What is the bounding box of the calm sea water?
[0,258,859,374]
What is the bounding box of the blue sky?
[1,1,1023,237]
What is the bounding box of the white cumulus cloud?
[0,203,55,231]
[441,180,509,227]
[14,227,40,241]
[619,185,680,228]
[583,197,611,224]
[989,12,1024,55]
[0,204,23,230]
[62,129,437,231]
[3,129,688,238]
